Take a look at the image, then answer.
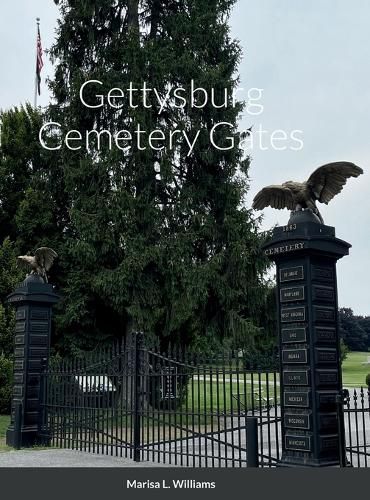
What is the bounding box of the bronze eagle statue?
[17,247,58,283]
[252,161,363,223]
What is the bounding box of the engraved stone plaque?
[15,308,26,320]
[29,335,48,346]
[312,266,334,282]
[281,307,306,323]
[316,370,338,386]
[285,435,311,452]
[30,321,49,333]
[284,391,310,407]
[312,286,335,302]
[28,359,42,371]
[314,327,336,343]
[319,435,339,452]
[282,348,308,364]
[15,322,26,333]
[317,391,338,409]
[14,348,25,358]
[282,327,307,343]
[13,386,23,397]
[314,306,335,323]
[315,348,337,364]
[283,370,309,386]
[14,360,24,371]
[30,309,49,320]
[13,373,24,384]
[29,348,45,358]
[280,286,305,302]
[318,413,338,431]
[280,266,304,282]
[284,413,310,430]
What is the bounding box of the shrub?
[0,355,13,414]
[366,373,370,388]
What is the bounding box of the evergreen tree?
[0,104,42,243]
[44,0,269,350]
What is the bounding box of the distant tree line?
[339,308,370,352]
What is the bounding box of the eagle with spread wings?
[17,247,58,283]
[252,162,363,223]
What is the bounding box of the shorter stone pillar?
[6,275,59,448]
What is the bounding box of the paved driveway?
[0,449,172,467]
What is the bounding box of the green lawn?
[0,415,10,452]
[342,351,370,387]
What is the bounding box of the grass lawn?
[342,351,370,388]
[0,415,10,452]
[186,379,279,415]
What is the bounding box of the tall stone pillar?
[263,211,349,467]
[6,275,59,448]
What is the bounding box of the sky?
[0,1,369,314]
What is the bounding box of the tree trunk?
[127,0,139,33]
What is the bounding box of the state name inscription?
[284,391,310,407]
[285,435,311,452]
[280,266,304,282]
[280,286,305,302]
[281,307,305,323]
[283,370,309,385]
[284,413,310,430]
[282,349,308,364]
[282,327,307,343]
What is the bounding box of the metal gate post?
[37,357,50,445]
[133,332,143,462]
[336,389,349,467]
[247,417,259,467]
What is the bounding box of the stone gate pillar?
[263,211,349,467]
[6,275,59,448]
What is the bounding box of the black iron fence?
[343,387,370,467]
[37,334,370,467]
[39,334,281,467]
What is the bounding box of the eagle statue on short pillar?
[17,247,58,283]
[252,162,363,223]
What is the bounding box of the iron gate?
[39,334,281,467]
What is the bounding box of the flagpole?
[34,17,40,108]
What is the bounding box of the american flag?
[36,25,43,96]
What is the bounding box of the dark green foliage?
[366,373,370,388]
[0,355,12,414]
[358,316,370,350]
[339,308,368,352]
[0,239,23,357]
[0,105,42,243]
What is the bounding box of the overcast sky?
[1,1,369,314]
